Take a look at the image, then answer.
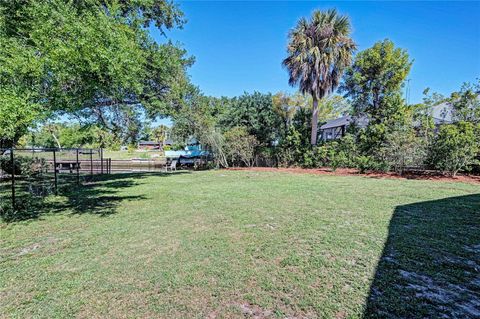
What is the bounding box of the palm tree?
[283,9,356,145]
[152,125,169,151]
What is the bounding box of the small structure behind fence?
[0,148,111,214]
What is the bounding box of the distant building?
[138,139,173,150]
[430,101,453,125]
[318,100,462,142]
[138,141,159,150]
[319,115,369,141]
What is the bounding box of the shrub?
[301,149,315,168]
[223,126,258,167]
[0,156,46,176]
[329,149,349,171]
[333,134,358,168]
[172,143,186,151]
[107,142,121,151]
[255,147,277,167]
[311,135,358,170]
[355,155,389,173]
[0,194,40,222]
[377,121,428,175]
[312,145,329,167]
[428,122,480,176]
[278,126,304,167]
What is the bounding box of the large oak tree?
[0,0,192,147]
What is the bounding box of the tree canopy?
[0,0,192,147]
[341,39,412,120]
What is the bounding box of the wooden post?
[53,149,58,195]
[10,149,15,210]
[76,148,80,185]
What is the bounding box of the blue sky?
[152,0,480,106]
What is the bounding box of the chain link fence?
[0,148,111,221]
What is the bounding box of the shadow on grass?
[364,194,480,318]
[1,171,190,222]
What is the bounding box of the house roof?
[320,115,352,130]
[138,141,159,145]
[139,140,175,145]
[319,100,460,131]
[431,102,453,124]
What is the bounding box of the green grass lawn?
[1,170,479,318]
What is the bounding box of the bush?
[310,135,358,170]
[355,155,389,173]
[0,195,40,222]
[329,149,348,171]
[332,134,358,168]
[107,142,121,151]
[428,122,480,176]
[278,126,304,167]
[172,143,186,151]
[301,149,315,168]
[255,147,277,167]
[223,126,258,167]
[0,156,46,176]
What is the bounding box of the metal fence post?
[53,149,58,195]
[76,148,80,185]
[10,148,15,211]
[100,148,104,174]
[90,150,93,177]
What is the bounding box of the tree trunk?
[51,132,62,149]
[310,97,319,145]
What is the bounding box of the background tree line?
[168,39,479,176]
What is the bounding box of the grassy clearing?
[1,170,479,318]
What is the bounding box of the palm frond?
[282,9,357,100]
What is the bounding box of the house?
[138,141,160,150]
[431,101,453,125]
[319,116,351,141]
[319,115,369,141]
[138,139,173,150]
[319,99,462,142]
[318,91,480,143]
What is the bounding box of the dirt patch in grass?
[234,302,274,318]
[227,167,480,184]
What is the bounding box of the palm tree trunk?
[310,97,319,145]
